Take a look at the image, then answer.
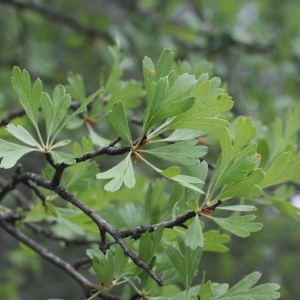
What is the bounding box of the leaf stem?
[87,290,101,300]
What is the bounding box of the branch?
[17,171,163,286]
[0,164,23,201]
[0,0,114,44]
[0,108,25,127]
[0,211,95,291]
[118,211,196,239]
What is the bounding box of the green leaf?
[218,169,264,200]
[155,48,174,80]
[51,139,71,149]
[143,56,156,105]
[160,128,205,142]
[259,152,300,188]
[166,235,203,290]
[96,152,135,191]
[41,85,71,142]
[6,124,41,148]
[186,162,208,206]
[216,205,257,211]
[92,249,114,287]
[143,74,196,134]
[208,117,257,196]
[109,102,132,143]
[198,280,213,300]
[142,140,207,166]
[66,72,86,103]
[113,246,130,279]
[217,272,280,300]
[208,215,262,238]
[11,67,42,128]
[185,216,203,249]
[168,93,233,131]
[203,230,230,252]
[160,166,181,178]
[0,139,36,169]
[50,151,81,165]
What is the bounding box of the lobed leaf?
[41,85,71,141]
[203,230,230,252]
[109,101,132,144]
[96,152,135,191]
[11,67,42,128]
[142,139,207,166]
[166,235,203,290]
[216,272,280,300]
[6,124,41,148]
[0,139,37,169]
[185,216,203,249]
[208,215,263,238]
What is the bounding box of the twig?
[118,211,196,239]
[17,171,164,286]
[0,108,26,127]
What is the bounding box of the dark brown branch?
[0,164,23,201]
[118,211,196,239]
[17,171,163,286]
[0,211,95,291]
[0,0,114,44]
[0,108,26,127]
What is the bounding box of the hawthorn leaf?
[92,249,114,287]
[166,235,203,290]
[51,139,71,149]
[155,48,174,80]
[66,72,85,103]
[109,101,132,143]
[113,246,130,279]
[217,271,280,300]
[218,169,264,200]
[160,166,181,178]
[142,139,207,166]
[259,152,300,188]
[216,205,257,211]
[50,151,81,165]
[186,161,208,207]
[0,139,37,169]
[168,93,233,131]
[160,128,205,142]
[96,152,135,192]
[198,280,213,300]
[11,67,42,128]
[203,230,230,252]
[143,74,196,133]
[185,216,203,249]
[41,85,71,141]
[6,124,41,147]
[143,56,156,105]
[208,215,262,238]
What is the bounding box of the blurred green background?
[0,0,299,299]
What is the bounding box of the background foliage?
[0,1,299,299]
